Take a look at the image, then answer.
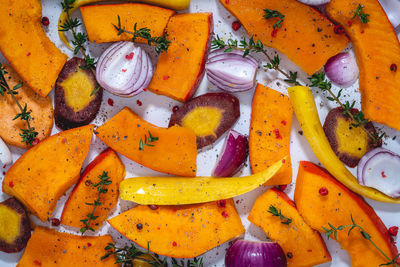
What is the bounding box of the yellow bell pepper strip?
[58,0,191,49]
[288,86,400,203]
[119,157,285,205]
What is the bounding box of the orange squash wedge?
[0,0,68,97]
[219,0,349,75]
[80,3,175,44]
[17,227,115,267]
[326,0,400,132]
[248,188,331,266]
[295,161,400,267]
[96,107,197,177]
[108,200,244,258]
[61,149,125,230]
[249,84,293,185]
[3,125,93,222]
[148,13,213,102]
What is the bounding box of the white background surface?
[1,0,400,266]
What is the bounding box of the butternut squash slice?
[248,188,331,266]
[148,13,213,102]
[0,64,53,149]
[80,3,175,44]
[96,107,197,177]
[326,0,400,132]
[108,199,244,258]
[0,0,68,97]
[61,149,125,230]
[249,84,293,185]
[219,0,349,75]
[2,125,93,222]
[295,161,400,267]
[17,227,115,267]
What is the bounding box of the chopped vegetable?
[213,130,248,177]
[55,57,103,130]
[206,49,257,92]
[0,198,31,253]
[80,3,175,44]
[108,200,244,258]
[219,0,349,75]
[61,149,125,231]
[249,84,293,185]
[323,107,381,167]
[148,13,213,102]
[18,227,115,266]
[96,42,153,97]
[248,188,331,266]
[357,148,400,198]
[0,137,12,166]
[169,92,240,149]
[119,157,285,205]
[0,0,67,97]
[326,0,400,132]
[295,161,400,267]
[225,240,287,267]
[2,125,94,222]
[324,52,359,87]
[296,0,331,5]
[288,85,400,203]
[0,64,53,149]
[96,107,197,177]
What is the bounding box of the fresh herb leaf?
[268,205,292,225]
[139,131,159,151]
[80,171,111,234]
[352,4,370,24]
[264,9,285,29]
[324,215,399,267]
[90,86,100,96]
[113,16,171,54]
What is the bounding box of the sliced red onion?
[296,0,330,5]
[0,136,12,165]
[206,49,257,92]
[324,52,359,87]
[225,240,287,267]
[96,41,153,97]
[213,130,248,177]
[357,147,400,198]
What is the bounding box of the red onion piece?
[213,130,248,177]
[0,136,12,165]
[296,0,330,5]
[225,240,287,267]
[357,147,400,198]
[206,49,258,92]
[324,52,359,87]
[96,41,153,97]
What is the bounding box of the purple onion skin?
[324,52,359,87]
[213,130,249,177]
[225,240,287,267]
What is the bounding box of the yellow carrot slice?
[288,86,400,203]
[119,157,285,205]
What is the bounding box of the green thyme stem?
[268,205,292,225]
[80,171,111,234]
[323,216,398,266]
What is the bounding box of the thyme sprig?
[59,0,96,70]
[323,215,399,267]
[80,171,111,234]
[211,36,297,82]
[308,72,383,144]
[139,131,159,151]
[268,205,292,225]
[264,9,285,29]
[0,64,38,146]
[114,15,171,54]
[352,4,370,24]
[102,242,203,267]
